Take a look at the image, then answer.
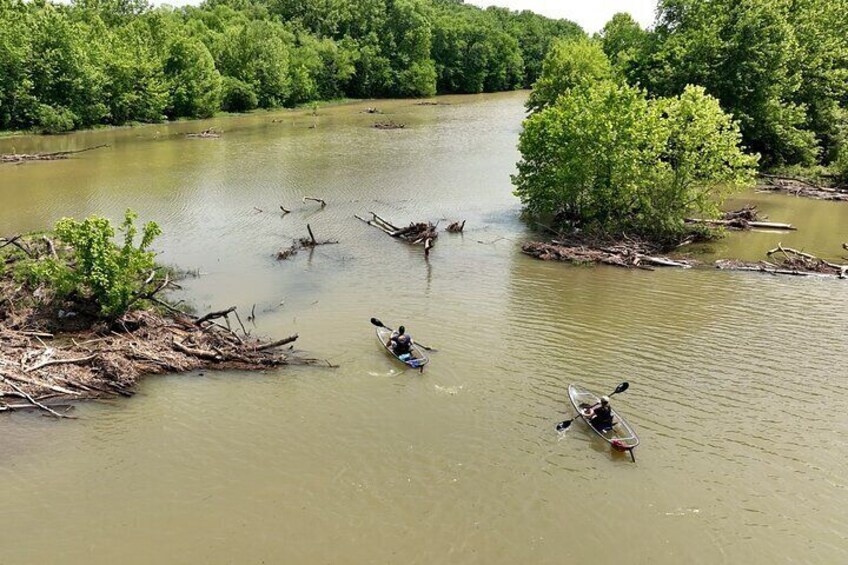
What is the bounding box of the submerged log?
[685,206,796,231]
[373,121,406,130]
[716,244,848,278]
[276,224,338,260]
[186,129,220,139]
[447,220,466,233]
[302,196,326,207]
[0,144,109,164]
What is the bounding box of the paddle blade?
[613,382,629,395]
[555,419,573,432]
[370,318,384,328]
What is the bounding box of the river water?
[1,92,847,564]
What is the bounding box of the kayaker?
[583,396,614,431]
[387,326,414,359]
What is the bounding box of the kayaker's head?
[600,396,610,406]
[398,325,405,335]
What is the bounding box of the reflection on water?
[1,92,847,564]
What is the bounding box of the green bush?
[835,144,848,185]
[513,83,758,240]
[221,76,259,112]
[35,104,77,133]
[19,210,162,318]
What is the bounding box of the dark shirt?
[590,404,614,430]
[391,333,412,355]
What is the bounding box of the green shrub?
[835,144,848,185]
[35,104,77,133]
[18,210,162,319]
[513,83,758,240]
[221,76,258,112]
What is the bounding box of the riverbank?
[0,98,365,140]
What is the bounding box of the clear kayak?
[375,326,429,370]
[568,383,639,459]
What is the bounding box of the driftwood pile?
[373,121,406,130]
[715,243,848,278]
[757,174,848,201]
[277,223,338,260]
[355,212,438,257]
[522,239,693,270]
[0,144,108,164]
[186,129,221,139]
[0,308,306,417]
[1,234,321,417]
[686,205,796,230]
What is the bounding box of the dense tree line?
[598,0,848,170]
[0,0,581,133]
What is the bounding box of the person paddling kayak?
[386,325,414,361]
[582,395,614,431]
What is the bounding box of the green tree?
[639,0,818,167]
[525,37,613,114]
[214,20,292,107]
[45,210,162,318]
[220,76,258,111]
[597,13,650,82]
[102,21,168,124]
[27,4,108,130]
[164,35,221,118]
[513,82,757,240]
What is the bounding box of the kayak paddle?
[555,382,629,431]
[370,318,437,351]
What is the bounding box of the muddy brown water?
[1,92,847,564]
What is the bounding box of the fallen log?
[523,240,693,270]
[757,175,848,201]
[766,243,848,278]
[715,244,848,278]
[255,334,298,351]
[685,218,796,231]
[0,373,75,418]
[355,212,437,256]
[186,129,220,139]
[0,144,109,164]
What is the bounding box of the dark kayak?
[375,325,429,370]
[568,383,639,460]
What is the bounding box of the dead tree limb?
[195,307,237,326]
[25,354,97,373]
[1,144,109,163]
[280,206,291,214]
[357,212,438,256]
[446,220,466,233]
[303,196,326,207]
[255,334,298,351]
[685,218,796,231]
[0,374,75,418]
[0,235,32,256]
[172,340,221,361]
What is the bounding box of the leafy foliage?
[514,81,757,240]
[0,0,582,132]
[599,0,848,170]
[19,211,163,318]
[525,37,613,114]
